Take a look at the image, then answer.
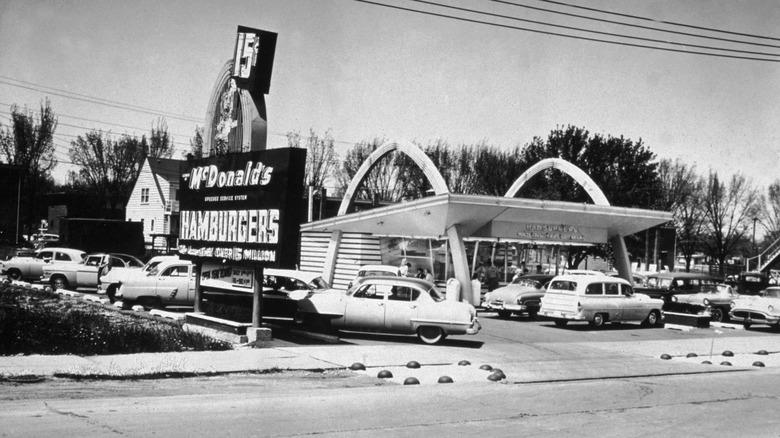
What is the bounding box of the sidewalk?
[3,333,779,385]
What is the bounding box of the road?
[2,367,780,437]
[5,294,780,436]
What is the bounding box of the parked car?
[0,247,85,281]
[98,255,177,300]
[634,272,720,303]
[733,271,770,295]
[296,276,481,344]
[483,274,553,318]
[118,262,334,318]
[539,274,664,328]
[667,283,738,322]
[729,286,780,329]
[41,252,144,291]
[117,258,198,308]
[200,268,340,317]
[346,264,399,290]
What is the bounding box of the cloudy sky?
[1,0,778,189]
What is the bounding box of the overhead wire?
[354,0,780,62]
[408,0,780,57]
[490,0,780,49]
[533,0,780,41]
[0,77,203,123]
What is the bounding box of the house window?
[151,219,155,232]
[141,188,149,203]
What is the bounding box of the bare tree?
[701,171,760,275]
[189,126,204,159]
[657,159,706,271]
[759,181,780,248]
[335,138,409,207]
[287,129,339,188]
[146,117,173,158]
[0,100,58,237]
[68,131,145,211]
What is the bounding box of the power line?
[0,110,192,149]
[0,77,203,123]
[408,0,780,57]
[534,0,780,42]
[490,0,780,49]
[354,0,780,62]
[0,101,195,138]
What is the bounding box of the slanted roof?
[148,158,189,181]
[301,193,672,244]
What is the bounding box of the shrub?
[0,283,231,355]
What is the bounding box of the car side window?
[353,284,384,300]
[605,283,620,296]
[585,283,603,295]
[85,256,101,266]
[109,257,125,268]
[55,252,73,262]
[621,285,634,296]
[161,265,188,277]
[389,286,418,301]
[37,251,53,261]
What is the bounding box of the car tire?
[50,276,68,291]
[138,297,162,310]
[527,309,538,320]
[643,310,660,327]
[554,320,568,327]
[497,310,512,319]
[106,285,117,303]
[590,313,605,328]
[417,326,445,344]
[743,321,752,330]
[710,308,724,323]
[7,269,22,281]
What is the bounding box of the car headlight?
[769,305,774,312]
[671,296,678,302]
[703,298,710,306]
[730,301,736,308]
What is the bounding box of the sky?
[0,0,778,190]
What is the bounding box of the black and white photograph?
[1,1,779,436]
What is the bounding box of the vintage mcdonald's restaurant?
[182,26,672,332]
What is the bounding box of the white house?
[125,157,189,250]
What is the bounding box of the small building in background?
[125,157,190,253]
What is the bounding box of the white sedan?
[296,276,481,344]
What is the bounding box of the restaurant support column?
[446,224,473,303]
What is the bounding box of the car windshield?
[427,285,445,302]
[143,260,164,272]
[550,280,577,292]
[309,277,331,290]
[764,289,780,298]
[359,270,397,277]
[512,278,541,288]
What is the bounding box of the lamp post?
[752,217,758,254]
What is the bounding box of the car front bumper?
[466,318,481,335]
[729,310,780,325]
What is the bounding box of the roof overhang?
[300,193,672,244]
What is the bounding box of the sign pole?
[252,266,263,328]
[193,261,203,313]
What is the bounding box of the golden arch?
[337,140,449,216]
[504,158,610,206]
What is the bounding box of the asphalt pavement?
[3,327,780,385]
